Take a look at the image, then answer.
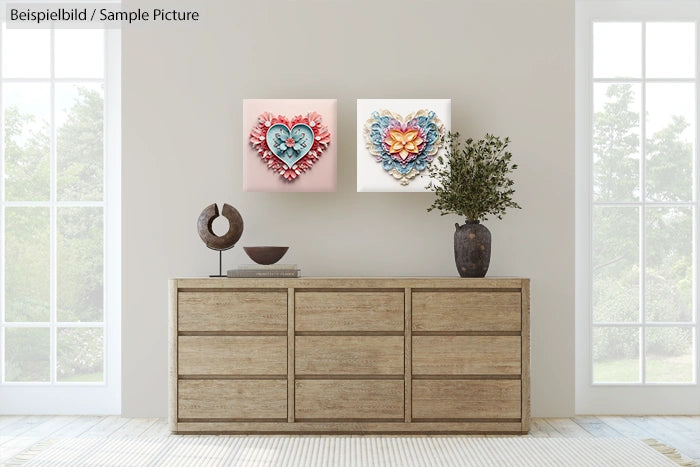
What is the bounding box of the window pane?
[57,327,103,382]
[55,29,104,78]
[56,84,104,201]
[646,23,695,78]
[645,207,693,323]
[594,23,641,78]
[5,327,50,382]
[593,207,639,323]
[646,327,694,383]
[1,26,50,78]
[57,207,104,322]
[593,83,641,201]
[593,327,640,383]
[645,83,695,202]
[4,207,50,322]
[3,83,51,201]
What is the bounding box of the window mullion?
[594,201,696,207]
[1,322,105,327]
[0,22,5,384]
[49,27,57,386]
[1,77,103,84]
[695,18,700,384]
[588,17,595,387]
[593,322,697,327]
[102,27,108,385]
[593,77,696,84]
[2,202,105,207]
[640,21,648,385]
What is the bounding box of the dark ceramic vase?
[454,220,491,278]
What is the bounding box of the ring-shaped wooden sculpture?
[197,203,244,251]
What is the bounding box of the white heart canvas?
[357,99,451,192]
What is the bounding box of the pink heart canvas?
[243,99,337,192]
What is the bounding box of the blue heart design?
[266,123,314,168]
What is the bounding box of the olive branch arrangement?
[426,132,521,222]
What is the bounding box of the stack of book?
[227,264,300,278]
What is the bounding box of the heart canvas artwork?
[357,99,451,192]
[243,99,337,192]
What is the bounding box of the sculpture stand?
[209,245,234,278]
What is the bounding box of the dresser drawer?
[412,380,521,420]
[178,380,287,420]
[412,291,521,332]
[295,380,403,420]
[413,336,521,375]
[295,291,404,331]
[178,336,287,375]
[296,336,404,375]
[178,291,287,332]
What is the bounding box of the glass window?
[591,21,696,385]
[1,29,109,386]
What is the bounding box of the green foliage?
[426,132,521,222]
[646,115,693,201]
[4,86,105,382]
[57,86,104,201]
[5,328,50,382]
[593,83,693,365]
[593,84,640,201]
[57,328,103,381]
[594,355,692,383]
[4,208,50,322]
[4,106,50,200]
[57,207,104,322]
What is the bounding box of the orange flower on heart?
[384,129,423,160]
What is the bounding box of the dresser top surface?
[171,277,529,289]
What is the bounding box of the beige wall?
[122,0,574,417]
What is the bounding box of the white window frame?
[576,0,700,414]
[0,9,121,414]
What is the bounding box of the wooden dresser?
[169,277,530,434]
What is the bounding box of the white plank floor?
[1,416,699,464]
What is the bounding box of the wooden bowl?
[243,246,289,265]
